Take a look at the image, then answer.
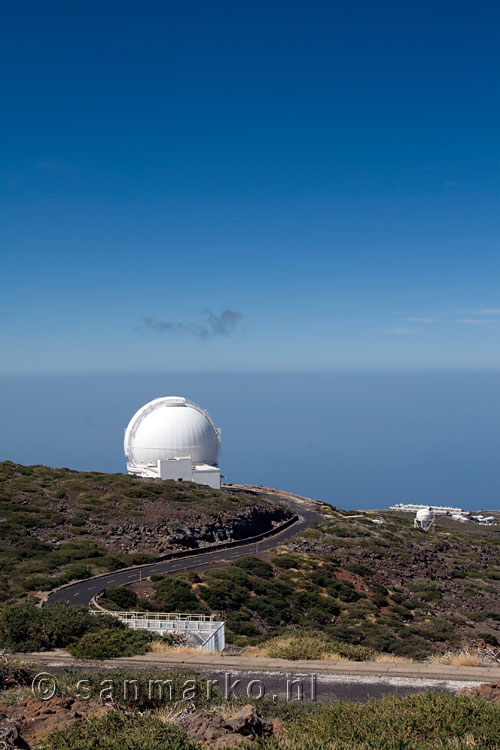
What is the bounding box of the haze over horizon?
[0,370,498,511]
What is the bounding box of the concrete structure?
[472,515,496,525]
[93,610,225,652]
[124,396,221,488]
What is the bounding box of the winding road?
[37,490,498,699]
[46,491,322,607]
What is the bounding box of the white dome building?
[124,396,221,488]
[415,509,432,523]
[413,507,434,531]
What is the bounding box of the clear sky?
[1,1,498,374]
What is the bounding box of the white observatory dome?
[416,509,432,523]
[124,396,221,467]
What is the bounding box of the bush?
[389,605,413,621]
[234,556,274,579]
[271,554,304,569]
[409,579,442,602]
[0,601,124,653]
[101,586,138,610]
[67,628,154,659]
[226,613,260,636]
[308,567,338,587]
[389,634,437,659]
[328,580,363,603]
[152,579,203,613]
[43,711,197,749]
[201,580,248,610]
[269,692,500,749]
[478,632,499,646]
[255,631,374,661]
[371,593,389,608]
[345,563,372,577]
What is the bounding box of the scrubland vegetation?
[128,505,500,661]
[0,601,174,659]
[1,462,499,664]
[1,663,499,749]
[0,461,281,602]
[40,694,500,750]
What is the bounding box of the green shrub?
[259,631,374,661]
[478,632,499,646]
[0,601,124,653]
[390,591,404,603]
[371,593,389,608]
[101,586,138,610]
[152,578,204,613]
[234,556,274,579]
[484,610,500,622]
[308,567,338,587]
[390,634,437,659]
[267,692,500,749]
[412,618,454,642]
[409,579,443,602]
[345,563,372,577]
[226,613,260,636]
[67,627,153,659]
[43,711,197,749]
[328,580,363,603]
[64,563,91,581]
[271,554,304,569]
[389,604,413,621]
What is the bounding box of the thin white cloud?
[389,327,412,335]
[457,318,499,326]
[459,307,500,316]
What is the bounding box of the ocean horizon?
[1,370,498,511]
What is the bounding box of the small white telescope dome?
[416,509,432,523]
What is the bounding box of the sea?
[0,371,498,511]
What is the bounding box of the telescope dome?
[124,396,220,467]
[416,508,432,523]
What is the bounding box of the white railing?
[91,608,225,652]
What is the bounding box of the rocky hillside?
[0,462,291,602]
[136,505,500,658]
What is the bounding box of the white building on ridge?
[390,503,463,515]
[124,396,221,488]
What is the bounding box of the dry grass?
[148,641,201,656]
[426,648,496,667]
[372,654,415,664]
[247,644,413,664]
[244,634,374,662]
[316,652,352,662]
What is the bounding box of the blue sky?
[1,1,499,374]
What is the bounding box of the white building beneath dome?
[124,396,221,488]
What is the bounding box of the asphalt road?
[46,494,322,607]
[20,654,481,707]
